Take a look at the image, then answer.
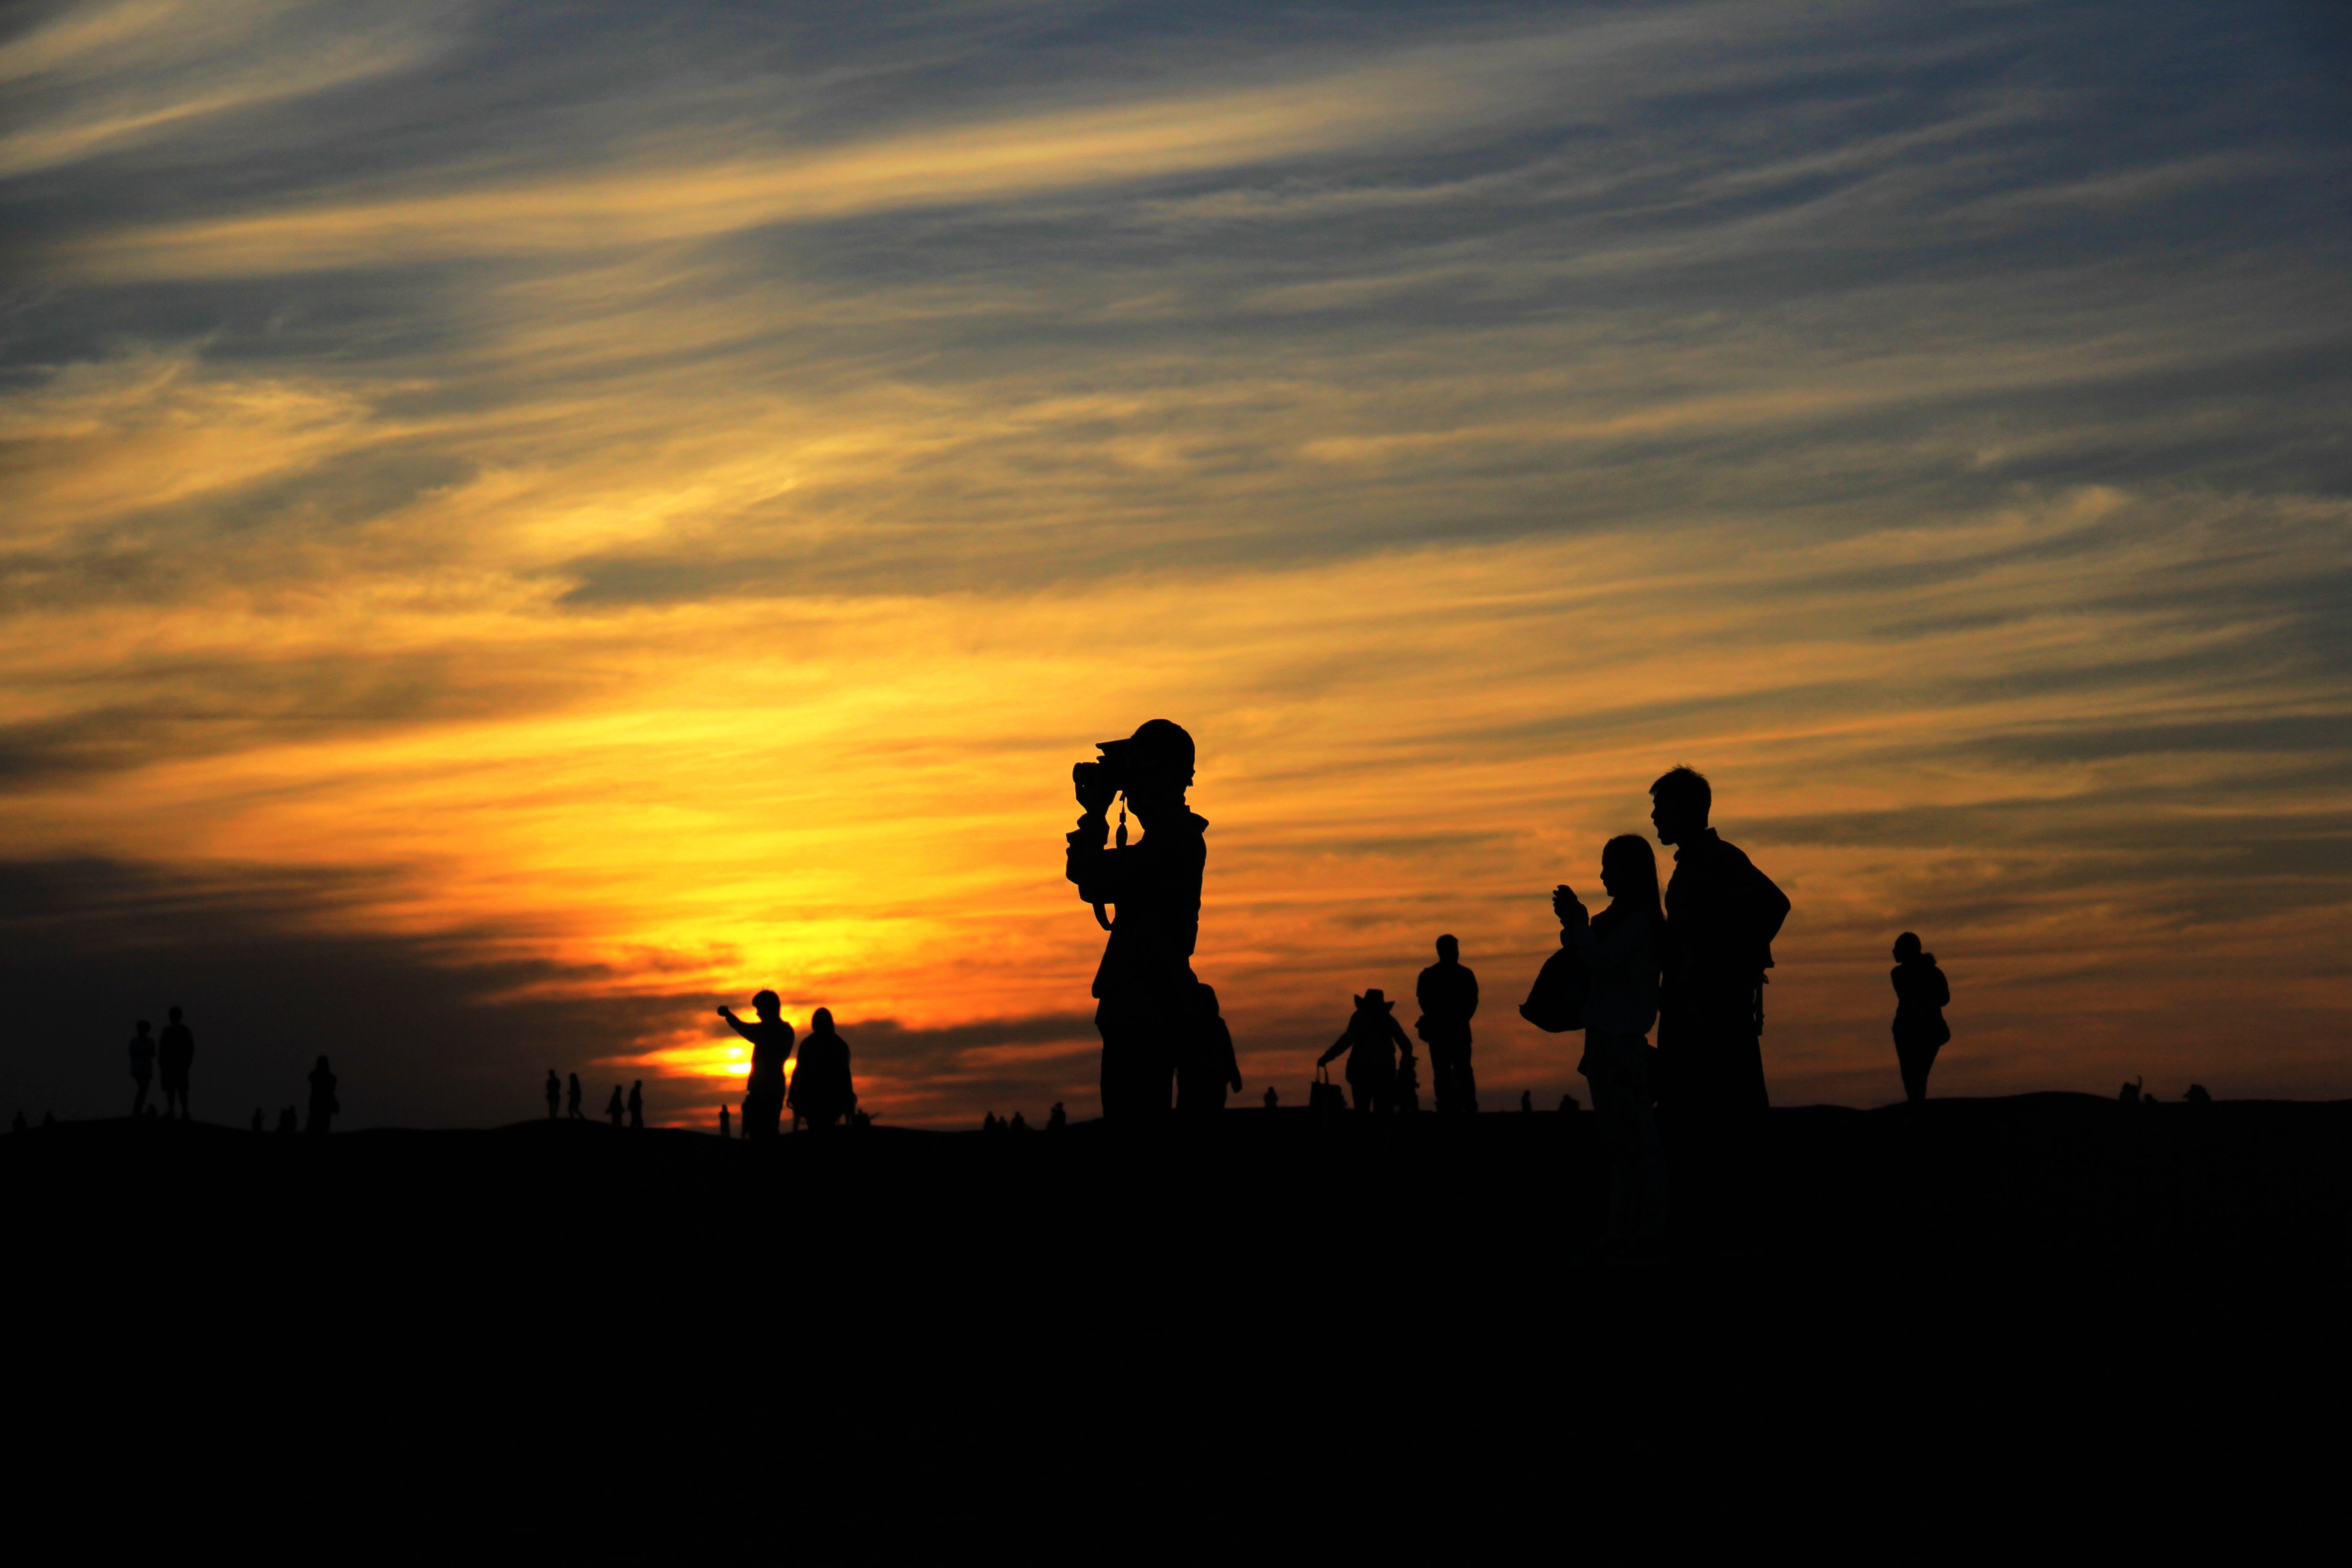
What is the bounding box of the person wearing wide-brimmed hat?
[1317,990,1416,1115]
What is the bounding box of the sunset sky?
[3,0,2347,1128]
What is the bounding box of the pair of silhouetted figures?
[125,1007,196,1120]
[718,995,858,1138]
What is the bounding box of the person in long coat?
[788,1008,858,1131]
[1317,990,1414,1115]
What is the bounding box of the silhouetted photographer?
[1066,720,1207,1119]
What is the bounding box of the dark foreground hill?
[12,1097,2350,1558]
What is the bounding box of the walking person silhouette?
[1889,933,1950,1103]
[1558,836,1668,1255]
[1649,767,1788,1250]
[158,1007,195,1121]
[1318,990,1414,1114]
[788,1008,857,1131]
[1066,720,1208,1120]
[1416,936,1480,1114]
[605,1085,625,1126]
[545,1069,562,1121]
[567,1072,584,1120]
[126,1020,156,1117]
[719,992,794,1139]
[306,1056,338,1137]
[627,1081,645,1129]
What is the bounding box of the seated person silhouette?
[158,1007,195,1121]
[305,1056,338,1136]
[1176,983,1243,1112]
[719,991,795,1139]
[127,1020,157,1117]
[1317,990,1413,1114]
[1889,933,1950,1103]
[546,1069,562,1120]
[788,1008,857,1131]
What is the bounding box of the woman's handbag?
[1519,935,1588,1034]
[1309,1064,1348,1114]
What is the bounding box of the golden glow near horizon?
[3,2,2347,1124]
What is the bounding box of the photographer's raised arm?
[1065,807,1127,906]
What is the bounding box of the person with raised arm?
[1066,720,1208,1120]
[1558,836,1668,1255]
[719,991,794,1139]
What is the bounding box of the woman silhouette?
[1562,835,1667,1254]
[1890,933,1950,1103]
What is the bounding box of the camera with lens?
[1072,720,1195,815]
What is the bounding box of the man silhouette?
[719,1104,732,1138]
[1415,936,1480,1114]
[567,1072,584,1120]
[719,992,794,1138]
[158,1007,195,1121]
[126,1020,156,1117]
[1649,766,1789,1248]
[546,1069,562,1121]
[1066,720,1207,1120]
[627,1080,645,1129]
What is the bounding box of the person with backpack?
[1316,990,1414,1115]
[1649,766,1789,1249]
[1558,835,1667,1254]
[1889,933,1950,1103]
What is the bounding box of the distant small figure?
[1416,936,1480,1115]
[627,1080,645,1129]
[719,1104,732,1138]
[251,1107,264,1133]
[849,1107,872,1129]
[1558,1093,1578,1113]
[127,1019,157,1117]
[1317,990,1414,1115]
[306,1057,339,1136]
[1890,933,1951,1104]
[719,991,794,1140]
[2185,1083,2213,1105]
[1177,983,1244,1113]
[1048,1102,1068,1131]
[2118,1077,2143,1106]
[545,1069,562,1120]
[788,1008,857,1132]
[606,1085,625,1126]
[159,1006,195,1121]
[276,1106,298,1136]
[1262,1086,1278,1111]
[982,1112,1001,1133]
[567,1073,584,1120]
[1010,1111,1030,1133]
[1520,1090,1533,1114]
